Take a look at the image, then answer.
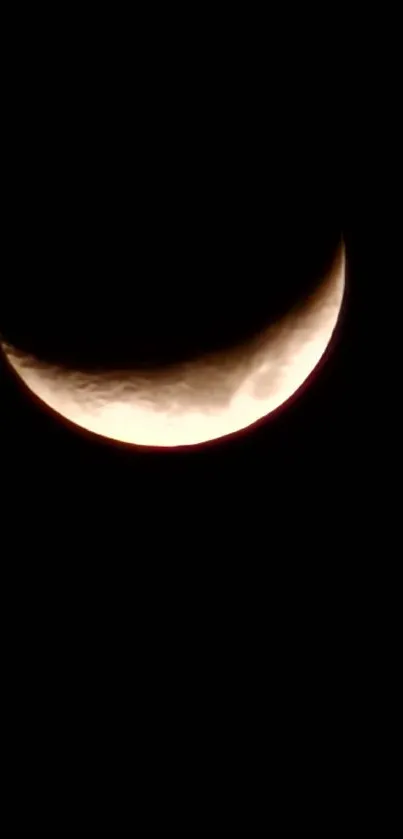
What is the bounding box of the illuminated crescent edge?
[1,243,346,447]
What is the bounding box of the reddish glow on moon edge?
[1,243,345,448]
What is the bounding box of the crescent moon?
[1,243,345,448]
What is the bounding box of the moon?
[1,242,345,448]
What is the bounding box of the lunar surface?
[1,242,345,447]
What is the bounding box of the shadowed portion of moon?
[1,241,345,447]
[1,210,340,373]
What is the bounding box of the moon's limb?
[1,243,345,447]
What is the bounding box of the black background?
[1,8,397,835]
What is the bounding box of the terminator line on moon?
[1,242,345,448]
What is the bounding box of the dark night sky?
[2,11,394,835]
